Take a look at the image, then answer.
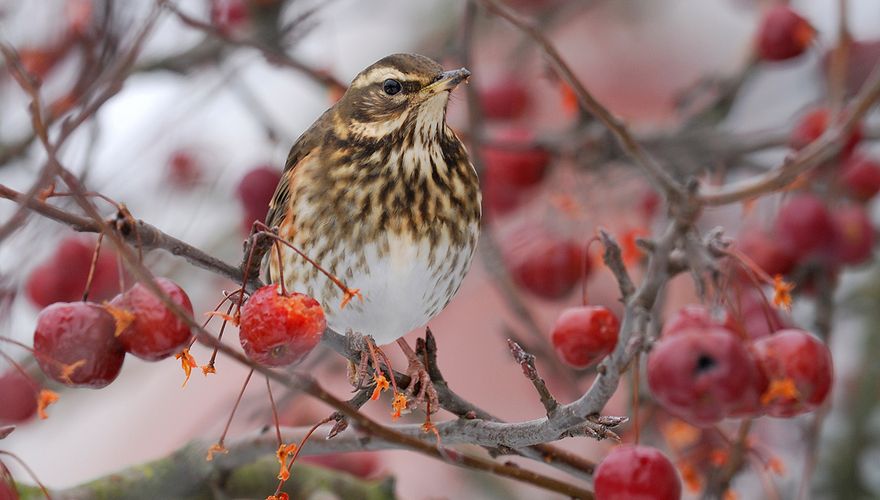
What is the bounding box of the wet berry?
[33,302,125,388]
[550,306,619,368]
[239,285,326,367]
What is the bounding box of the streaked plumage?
[266,53,480,345]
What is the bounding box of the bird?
[264,53,480,401]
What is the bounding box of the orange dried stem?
[213,368,254,453]
[0,450,51,500]
[271,416,333,497]
[265,376,283,447]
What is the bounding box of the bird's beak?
[425,68,471,93]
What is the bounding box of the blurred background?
[1,0,879,498]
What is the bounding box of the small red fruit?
[774,194,835,259]
[840,154,880,202]
[0,370,38,424]
[482,129,551,190]
[822,39,880,96]
[752,329,833,417]
[594,444,681,500]
[830,205,875,266]
[550,306,619,368]
[26,236,122,308]
[210,0,249,33]
[756,5,816,62]
[506,230,587,300]
[33,302,125,388]
[236,165,282,233]
[480,79,530,120]
[736,228,798,278]
[111,278,194,361]
[166,149,203,188]
[647,328,765,426]
[789,107,862,158]
[239,285,326,367]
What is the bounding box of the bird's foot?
[345,330,395,399]
[397,338,439,414]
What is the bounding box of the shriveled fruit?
[33,302,125,388]
[753,329,833,417]
[239,285,326,367]
[550,306,619,368]
[647,328,765,425]
[0,370,38,424]
[110,278,194,361]
[594,445,681,500]
[756,5,815,62]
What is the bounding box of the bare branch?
[507,339,558,415]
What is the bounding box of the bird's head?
[333,53,470,139]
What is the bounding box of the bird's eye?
[383,79,402,95]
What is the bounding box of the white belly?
[281,231,475,345]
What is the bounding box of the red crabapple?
[789,107,862,159]
[506,231,587,300]
[594,445,682,500]
[236,165,282,233]
[110,278,194,361]
[550,306,619,368]
[736,228,797,278]
[647,328,765,425]
[752,329,833,417]
[756,5,815,62]
[774,193,835,259]
[239,285,326,367]
[480,79,530,120]
[482,129,550,190]
[26,236,122,308]
[0,370,38,424]
[33,302,125,388]
[840,154,880,202]
[830,204,875,266]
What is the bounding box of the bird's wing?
[265,111,330,230]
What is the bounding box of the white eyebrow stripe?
[351,68,408,89]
